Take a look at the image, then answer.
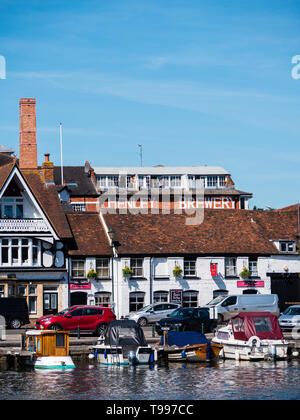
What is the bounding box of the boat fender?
[247,336,261,349]
[181,350,186,358]
[104,349,107,359]
[88,353,95,360]
[149,350,155,364]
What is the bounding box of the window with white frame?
[170,176,181,187]
[279,241,296,253]
[0,197,23,219]
[71,203,86,212]
[249,257,258,276]
[129,292,145,312]
[28,285,37,314]
[153,291,168,303]
[0,238,41,266]
[95,292,111,307]
[207,176,218,188]
[107,176,119,188]
[184,259,197,277]
[225,257,237,277]
[0,286,4,298]
[130,258,144,277]
[97,176,107,188]
[183,291,198,308]
[219,176,226,187]
[72,260,85,278]
[96,258,110,278]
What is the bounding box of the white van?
[206,294,280,323]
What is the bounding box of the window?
[183,291,198,308]
[153,291,168,303]
[130,258,143,278]
[170,176,181,188]
[8,285,15,296]
[95,292,111,307]
[249,258,258,276]
[71,204,86,212]
[219,176,226,187]
[56,334,65,347]
[232,318,245,333]
[254,317,272,332]
[0,198,23,219]
[225,257,237,277]
[213,290,228,299]
[0,238,41,267]
[221,296,237,307]
[29,296,37,314]
[69,308,84,317]
[84,308,104,316]
[0,286,4,298]
[184,259,196,277]
[154,258,168,279]
[279,241,296,253]
[107,176,119,188]
[129,292,145,312]
[18,285,27,296]
[126,176,135,188]
[207,176,218,188]
[97,176,107,188]
[96,258,110,278]
[72,260,85,278]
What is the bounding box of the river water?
[0,359,300,400]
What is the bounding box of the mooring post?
[77,326,80,339]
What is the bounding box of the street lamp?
[107,228,115,311]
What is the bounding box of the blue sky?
[0,0,300,208]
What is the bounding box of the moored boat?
[22,330,75,370]
[92,320,156,365]
[157,331,223,362]
[212,312,289,361]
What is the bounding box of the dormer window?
[0,198,23,219]
[279,241,296,253]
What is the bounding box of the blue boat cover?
[160,331,210,347]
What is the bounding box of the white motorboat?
[212,312,289,361]
[92,320,156,365]
[22,330,75,370]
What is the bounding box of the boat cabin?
[230,312,284,342]
[23,330,70,358]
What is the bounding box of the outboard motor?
[128,350,139,365]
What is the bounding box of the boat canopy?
[230,312,284,341]
[160,331,210,347]
[104,320,148,347]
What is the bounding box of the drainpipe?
[150,257,153,305]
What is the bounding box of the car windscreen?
[283,307,300,316]
[57,308,71,316]
[136,305,152,313]
[169,308,194,318]
[206,295,227,305]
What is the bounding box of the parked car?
[125,303,181,326]
[205,294,280,323]
[279,305,300,330]
[0,297,30,329]
[36,305,116,335]
[155,307,217,336]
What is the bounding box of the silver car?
[279,305,300,330]
[126,303,181,326]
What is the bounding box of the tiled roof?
[22,170,73,239]
[67,213,111,256]
[53,166,98,197]
[103,209,298,256]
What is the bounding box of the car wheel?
[9,318,21,329]
[96,323,107,336]
[49,324,63,331]
[138,318,147,327]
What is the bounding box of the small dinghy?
[157,331,223,363]
[22,330,75,370]
[92,320,156,365]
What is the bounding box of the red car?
[36,305,116,336]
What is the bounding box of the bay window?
[0,238,41,266]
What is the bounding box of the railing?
[0,218,49,232]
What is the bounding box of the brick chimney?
[42,153,54,182]
[19,98,38,169]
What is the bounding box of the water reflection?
[0,359,300,400]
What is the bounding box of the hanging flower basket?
[239,267,251,280]
[122,266,133,279]
[173,265,183,278]
[87,269,97,280]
